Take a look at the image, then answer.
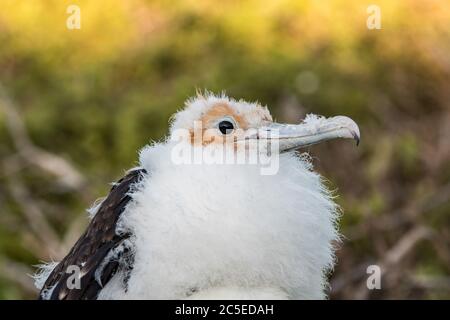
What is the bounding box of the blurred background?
[0,0,449,299]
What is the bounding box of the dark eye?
[218,120,235,135]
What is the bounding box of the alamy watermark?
[170,121,281,175]
[367,5,382,30]
[366,264,382,290]
[66,5,81,30]
[65,265,81,289]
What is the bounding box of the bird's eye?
[218,120,235,135]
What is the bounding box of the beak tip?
[353,132,360,146]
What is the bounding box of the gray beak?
[245,115,360,152]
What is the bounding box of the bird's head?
[169,93,360,156]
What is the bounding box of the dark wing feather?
[38,168,147,300]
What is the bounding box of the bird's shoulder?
[38,167,147,300]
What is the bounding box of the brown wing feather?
[38,168,147,300]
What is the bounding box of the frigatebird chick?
[35,93,360,300]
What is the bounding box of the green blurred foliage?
[0,0,449,299]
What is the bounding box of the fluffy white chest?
[98,144,339,300]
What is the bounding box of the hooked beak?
[244,115,360,153]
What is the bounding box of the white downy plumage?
[36,93,360,299]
